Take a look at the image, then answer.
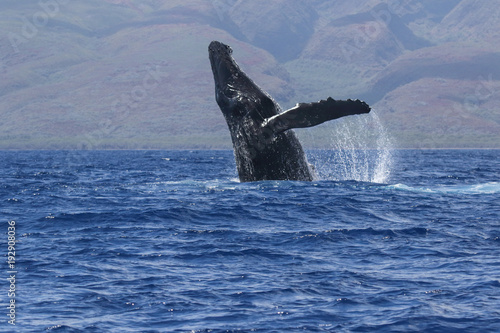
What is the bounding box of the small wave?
[388,182,500,195]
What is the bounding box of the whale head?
[209,41,241,112]
[208,41,277,124]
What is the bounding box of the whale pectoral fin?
[263,97,371,134]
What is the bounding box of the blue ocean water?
[1,149,499,332]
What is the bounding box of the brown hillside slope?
[0,0,498,148]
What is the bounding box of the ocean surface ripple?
[1,150,499,332]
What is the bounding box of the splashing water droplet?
[303,110,394,183]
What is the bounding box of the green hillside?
[0,0,499,149]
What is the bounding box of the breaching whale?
[209,41,371,182]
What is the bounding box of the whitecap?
[388,182,500,195]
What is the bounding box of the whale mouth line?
[209,41,246,112]
[209,43,235,87]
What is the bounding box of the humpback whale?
[209,41,371,182]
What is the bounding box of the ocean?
[1,149,499,332]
